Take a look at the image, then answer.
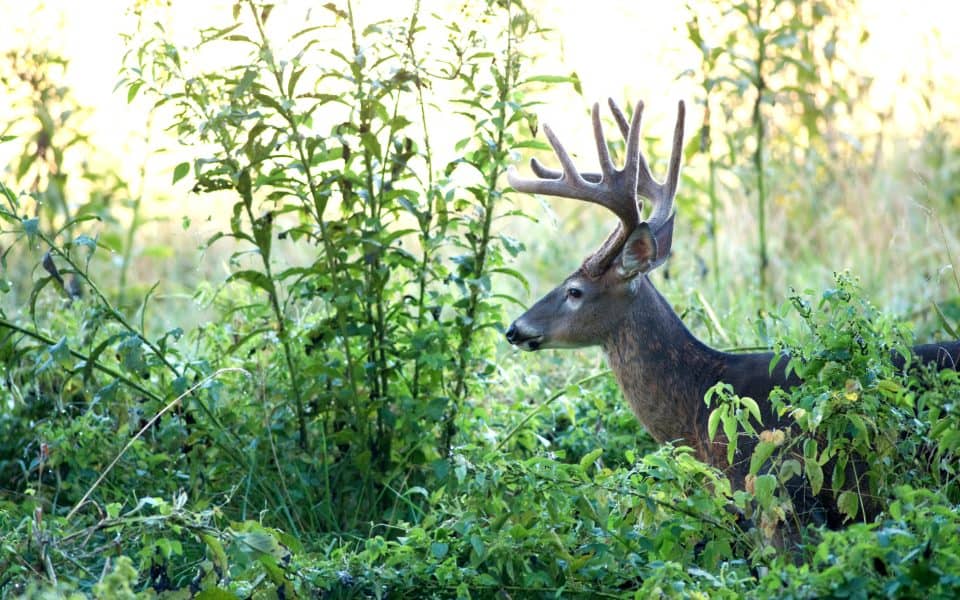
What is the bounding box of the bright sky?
[2,0,958,199]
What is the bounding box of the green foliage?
[0,48,143,303]
[705,381,764,466]
[746,273,960,530]
[757,486,960,598]
[111,0,556,532]
[2,0,960,598]
[301,444,747,597]
[684,0,872,293]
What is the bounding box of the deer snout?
[505,321,542,351]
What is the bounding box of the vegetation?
[1,0,959,597]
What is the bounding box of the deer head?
[505,99,685,351]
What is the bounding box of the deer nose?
[505,323,519,344]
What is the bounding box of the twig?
[65,368,248,521]
[0,317,162,402]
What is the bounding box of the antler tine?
[529,98,682,226]
[604,98,657,206]
[507,99,685,278]
[592,102,641,230]
[506,102,642,232]
[607,98,631,139]
[506,122,588,193]
[529,158,602,184]
[646,100,686,229]
[592,103,617,180]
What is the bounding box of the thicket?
[1,0,959,598]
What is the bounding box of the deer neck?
[601,276,721,452]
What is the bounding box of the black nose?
[505,323,518,343]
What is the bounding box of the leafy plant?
[684,0,872,293]
[2,1,960,597]
[121,0,557,529]
[727,274,960,532]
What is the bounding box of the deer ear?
[648,212,675,270]
[619,213,676,277]
[620,223,657,277]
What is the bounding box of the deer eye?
[567,287,583,299]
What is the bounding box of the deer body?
[505,98,960,525]
[514,262,796,482]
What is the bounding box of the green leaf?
[741,396,762,423]
[233,68,257,100]
[253,91,286,115]
[937,428,960,455]
[578,448,603,474]
[360,132,382,159]
[201,22,242,44]
[430,542,448,559]
[228,269,274,296]
[523,73,581,94]
[831,451,849,490]
[779,459,802,483]
[707,408,723,442]
[771,31,798,48]
[49,337,71,366]
[837,490,860,521]
[235,528,284,559]
[753,474,777,509]
[22,217,40,239]
[749,440,776,476]
[81,333,122,384]
[287,66,306,97]
[126,81,143,103]
[511,140,551,151]
[723,413,738,465]
[469,534,485,560]
[846,413,868,441]
[173,162,190,184]
[117,335,148,374]
[200,533,230,573]
[803,437,818,461]
[804,458,824,495]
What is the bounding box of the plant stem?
[753,0,768,293]
[409,0,434,403]
[40,230,182,380]
[118,111,153,308]
[0,316,161,402]
[445,3,514,453]
[705,100,721,295]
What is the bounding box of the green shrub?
[2,1,960,598]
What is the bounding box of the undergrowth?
[2,0,960,598]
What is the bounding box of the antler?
[508,99,686,277]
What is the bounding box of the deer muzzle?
[505,322,542,351]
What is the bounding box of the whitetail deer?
[504,98,960,526]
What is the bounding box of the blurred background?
[4,0,958,312]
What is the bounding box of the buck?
[504,98,960,526]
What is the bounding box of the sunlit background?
[3,0,960,332]
[3,0,958,196]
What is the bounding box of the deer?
[504,97,960,529]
